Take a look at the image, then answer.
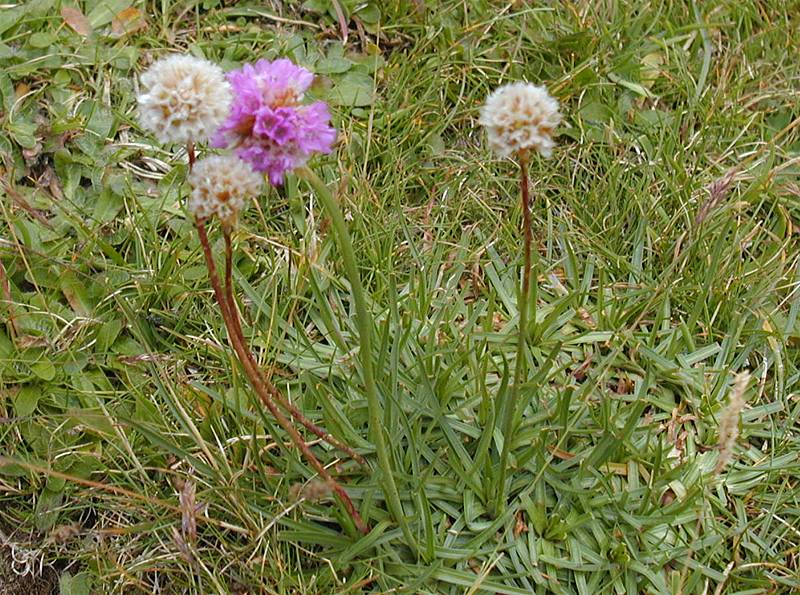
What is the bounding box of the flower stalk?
[494,150,533,513]
[196,219,368,534]
[139,53,371,536]
[221,228,367,466]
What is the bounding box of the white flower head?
[138,55,231,145]
[479,82,561,158]
[188,155,262,224]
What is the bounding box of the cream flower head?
[479,82,561,158]
[138,55,231,145]
[188,155,262,224]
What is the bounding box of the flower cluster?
[138,55,337,224]
[136,55,370,534]
[212,59,337,186]
[479,82,561,158]
[187,155,262,224]
[137,55,231,145]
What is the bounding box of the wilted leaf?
[61,6,93,37]
[111,7,146,37]
[641,52,664,87]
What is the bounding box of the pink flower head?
[212,58,337,186]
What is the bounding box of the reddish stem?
[494,150,532,513]
[221,229,366,466]
[196,220,367,534]
[187,141,196,171]
[520,150,532,314]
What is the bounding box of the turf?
[1,0,799,593]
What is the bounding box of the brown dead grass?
[0,545,58,595]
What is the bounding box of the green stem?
[495,151,532,514]
[297,166,415,550]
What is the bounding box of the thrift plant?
[137,53,368,534]
[2,5,795,591]
[480,82,562,513]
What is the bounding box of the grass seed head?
[479,82,561,158]
[138,55,232,145]
[715,371,750,474]
[695,169,736,226]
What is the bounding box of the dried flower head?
[289,479,332,503]
[138,55,231,145]
[212,58,336,186]
[715,371,750,474]
[479,82,561,158]
[187,155,262,224]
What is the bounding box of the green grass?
[1,0,799,593]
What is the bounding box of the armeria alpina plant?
[479,82,562,513]
[138,54,369,534]
[211,57,412,545]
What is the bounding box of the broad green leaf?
[96,319,123,352]
[60,272,95,316]
[328,72,375,107]
[14,385,41,416]
[34,488,62,531]
[59,571,92,595]
[87,0,133,28]
[28,32,56,48]
[8,120,38,149]
[316,55,352,75]
[354,3,381,24]
[31,358,56,381]
[93,187,124,223]
[82,101,116,139]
